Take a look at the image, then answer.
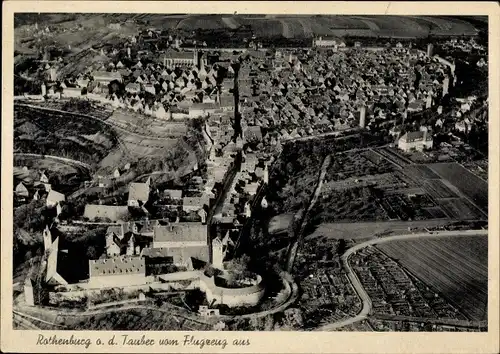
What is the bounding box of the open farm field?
[244,19,285,37]
[176,14,227,30]
[314,16,370,30]
[423,180,459,199]
[221,16,240,29]
[437,198,485,220]
[377,235,488,321]
[428,163,488,212]
[423,207,448,219]
[277,18,305,38]
[305,219,454,240]
[15,14,484,41]
[462,159,488,182]
[404,165,441,180]
[409,16,479,35]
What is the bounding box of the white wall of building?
[87,274,146,289]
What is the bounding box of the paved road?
[317,229,488,331]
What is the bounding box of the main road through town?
[316,229,488,331]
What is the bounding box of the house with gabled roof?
[39,171,49,183]
[153,104,169,119]
[15,182,29,199]
[46,189,65,208]
[152,222,208,249]
[398,130,433,152]
[182,195,210,212]
[128,181,150,207]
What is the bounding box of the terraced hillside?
[14,103,203,179]
[14,104,119,170]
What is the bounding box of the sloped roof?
[183,196,209,207]
[47,190,65,203]
[84,205,130,222]
[90,256,145,277]
[219,95,234,108]
[244,125,263,141]
[15,182,29,194]
[126,83,141,90]
[153,222,207,243]
[107,225,124,237]
[128,182,150,202]
[92,71,122,81]
[400,131,432,142]
[142,245,209,263]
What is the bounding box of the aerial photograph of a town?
[11,13,489,333]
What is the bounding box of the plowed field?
[377,235,488,321]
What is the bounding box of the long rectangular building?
[88,256,146,289]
